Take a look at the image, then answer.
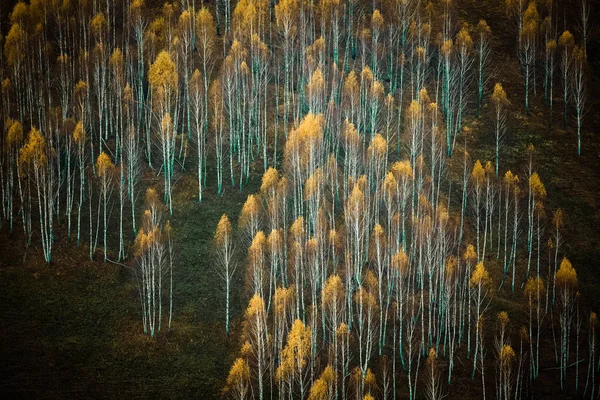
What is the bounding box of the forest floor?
[1,0,600,399]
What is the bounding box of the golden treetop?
[246,293,265,318]
[426,347,437,367]
[91,12,106,35]
[282,319,311,370]
[7,120,23,147]
[214,214,232,247]
[555,257,577,288]
[19,127,47,169]
[497,311,510,326]
[239,194,260,228]
[524,276,545,298]
[96,151,114,178]
[529,172,546,198]
[226,358,250,387]
[500,345,516,364]
[470,262,491,288]
[73,121,85,144]
[148,51,178,93]
[456,26,473,51]
[472,160,485,185]
[491,83,509,106]
[558,30,574,49]
[391,160,414,181]
[4,23,24,67]
[260,167,279,193]
[372,9,384,30]
[477,19,491,36]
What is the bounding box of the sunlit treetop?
[214,214,233,247]
[426,347,437,367]
[7,120,23,148]
[10,2,29,26]
[239,194,260,229]
[4,23,24,67]
[145,187,160,207]
[246,293,265,318]
[73,121,85,144]
[524,276,545,298]
[546,39,557,52]
[456,26,473,51]
[470,261,490,288]
[91,12,106,36]
[19,128,47,170]
[96,152,114,178]
[500,345,516,364]
[477,19,491,36]
[555,257,577,288]
[471,160,485,185]
[391,160,414,181]
[529,172,546,198]
[523,1,540,26]
[491,83,509,106]
[441,39,453,56]
[558,30,574,49]
[226,358,250,387]
[148,51,178,94]
[372,9,384,30]
[290,216,304,239]
[260,167,279,193]
[497,310,510,327]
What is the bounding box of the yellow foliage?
[91,12,106,35]
[7,120,23,147]
[239,194,260,229]
[226,358,250,386]
[477,19,491,36]
[109,48,124,70]
[463,244,477,262]
[246,293,265,318]
[393,250,409,273]
[472,160,485,185]
[441,39,453,56]
[4,24,24,66]
[492,83,509,106]
[555,257,577,288]
[214,214,232,247]
[497,311,510,326]
[148,50,178,93]
[146,187,160,207]
[96,151,114,177]
[369,134,387,156]
[456,26,473,50]
[372,9,384,29]
[445,256,458,278]
[529,172,546,198]
[281,319,311,372]
[524,276,545,298]
[426,347,437,366]
[260,167,279,193]
[73,121,86,144]
[19,127,47,169]
[470,262,490,288]
[240,340,252,357]
[500,345,516,364]
[558,30,574,49]
[391,160,413,181]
